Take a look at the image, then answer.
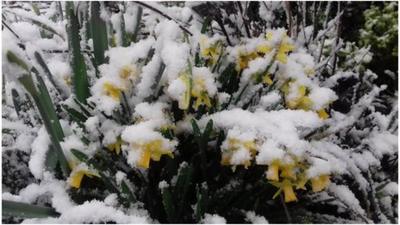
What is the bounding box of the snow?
[245,211,268,224]
[202,108,323,157]
[24,200,150,224]
[29,126,50,179]
[201,214,227,224]
[259,91,281,108]
[328,183,366,217]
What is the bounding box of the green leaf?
[175,164,193,217]
[70,149,89,162]
[45,144,58,172]
[11,89,22,117]
[34,51,64,97]
[195,184,208,221]
[203,119,213,141]
[121,180,137,205]
[162,188,176,222]
[2,200,59,219]
[191,119,201,138]
[120,11,129,47]
[66,1,90,104]
[35,75,70,176]
[6,51,30,72]
[90,2,108,66]
[201,17,211,34]
[9,51,70,177]
[131,6,143,43]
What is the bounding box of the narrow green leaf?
[11,89,22,117]
[45,144,58,172]
[201,17,211,34]
[70,148,89,162]
[162,188,176,222]
[191,119,201,138]
[90,2,108,66]
[6,51,29,72]
[121,180,137,204]
[202,119,213,141]
[66,1,90,104]
[195,184,208,221]
[175,164,193,217]
[131,6,143,43]
[35,74,70,176]
[34,51,64,98]
[2,200,59,219]
[120,11,129,47]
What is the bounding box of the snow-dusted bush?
[2,2,397,223]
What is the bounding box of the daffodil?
[221,138,257,168]
[192,77,212,109]
[133,139,174,169]
[68,162,99,189]
[107,136,123,154]
[271,179,298,203]
[266,160,296,181]
[119,64,138,80]
[276,36,295,64]
[103,82,123,101]
[236,51,259,71]
[199,35,222,66]
[286,85,313,111]
[262,73,273,85]
[311,174,330,192]
[317,109,329,120]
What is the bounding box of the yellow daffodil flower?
[271,179,298,203]
[133,139,174,169]
[200,36,222,66]
[221,138,257,168]
[192,77,212,109]
[67,161,99,189]
[106,136,123,154]
[317,109,329,120]
[276,36,295,64]
[286,85,313,110]
[119,64,138,80]
[311,174,330,192]
[266,160,281,181]
[266,160,296,181]
[103,82,123,101]
[236,51,259,71]
[262,74,273,85]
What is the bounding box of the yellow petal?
[282,181,298,202]
[317,109,329,120]
[137,149,152,169]
[119,65,137,80]
[256,44,272,54]
[280,164,296,180]
[311,175,330,192]
[298,96,313,111]
[267,161,280,181]
[103,82,122,101]
[69,171,85,188]
[262,74,273,85]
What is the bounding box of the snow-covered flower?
[68,163,99,189]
